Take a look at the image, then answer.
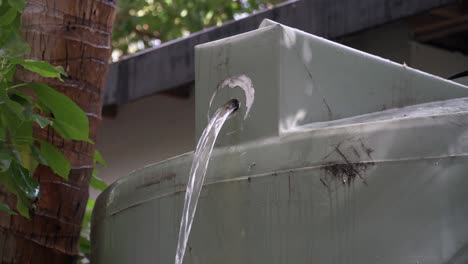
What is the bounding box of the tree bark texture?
[0,0,116,262]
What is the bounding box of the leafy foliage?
[78,153,107,262]
[1,1,108,260]
[79,199,95,261]
[113,0,286,59]
[91,150,108,191]
[0,1,100,220]
[0,1,107,261]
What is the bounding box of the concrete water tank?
[91,20,468,263]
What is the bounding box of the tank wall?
[93,156,468,264]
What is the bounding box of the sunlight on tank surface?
[91,20,468,264]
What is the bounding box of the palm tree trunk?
[0,0,116,262]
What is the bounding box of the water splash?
[175,99,239,264]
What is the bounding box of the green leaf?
[0,143,13,172]
[3,62,16,81]
[0,88,24,118]
[83,199,94,225]
[31,114,52,128]
[18,99,52,129]
[31,83,90,142]
[1,104,34,150]
[53,120,92,143]
[0,202,17,215]
[9,59,64,80]
[54,65,68,78]
[3,108,33,145]
[13,122,33,144]
[4,99,24,119]
[15,144,38,172]
[94,150,106,167]
[0,7,17,27]
[0,158,12,173]
[10,161,39,200]
[90,173,107,191]
[0,115,5,141]
[15,194,30,218]
[79,199,94,258]
[0,33,30,58]
[30,144,47,165]
[9,91,33,106]
[79,236,91,257]
[0,170,32,218]
[7,0,24,13]
[15,144,37,172]
[91,150,107,190]
[39,140,70,179]
[11,91,52,129]
[34,100,52,115]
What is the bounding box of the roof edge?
[103,0,457,106]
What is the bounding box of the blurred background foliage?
[112,0,287,60]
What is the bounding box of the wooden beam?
[415,15,468,41]
[103,0,458,106]
[430,4,464,18]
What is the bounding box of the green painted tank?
[91,20,468,263]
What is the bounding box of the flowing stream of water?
[175,98,239,264]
